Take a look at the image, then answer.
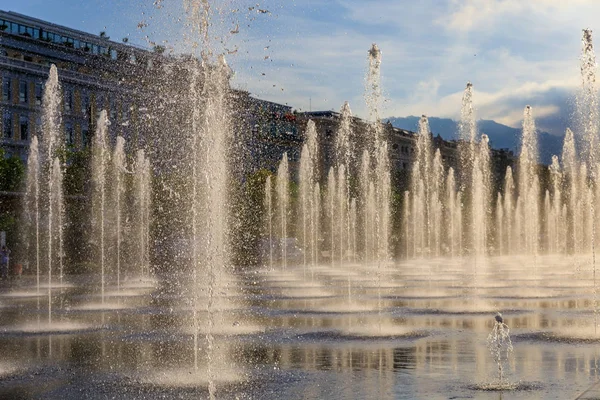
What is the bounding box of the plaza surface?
[0,255,599,399]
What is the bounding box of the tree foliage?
[0,149,25,192]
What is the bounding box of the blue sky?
[6,0,600,134]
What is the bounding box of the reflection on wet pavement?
[1,255,600,399]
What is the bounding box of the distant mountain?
[386,116,563,165]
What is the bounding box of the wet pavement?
[0,255,600,399]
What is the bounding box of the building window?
[96,93,104,114]
[64,89,73,112]
[82,124,89,147]
[2,77,10,102]
[35,82,43,106]
[3,111,12,139]
[19,80,28,103]
[65,122,74,145]
[81,92,89,115]
[19,115,28,141]
[109,97,117,121]
[122,102,130,121]
[35,115,42,136]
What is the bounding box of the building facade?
[0,10,514,185]
[0,10,166,162]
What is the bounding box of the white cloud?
[88,0,600,133]
[436,0,600,33]
[493,105,560,127]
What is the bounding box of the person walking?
[0,245,10,281]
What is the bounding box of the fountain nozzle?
[495,312,503,323]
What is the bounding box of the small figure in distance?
[0,245,9,282]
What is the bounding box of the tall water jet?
[362,44,381,263]
[92,110,110,305]
[276,153,289,270]
[112,137,126,290]
[456,191,463,257]
[350,198,357,262]
[327,168,336,266]
[359,150,371,260]
[313,182,321,267]
[409,116,433,257]
[298,121,318,273]
[336,102,353,172]
[39,64,63,321]
[264,175,273,270]
[184,3,235,386]
[365,44,382,155]
[413,180,425,257]
[445,168,459,257]
[189,61,202,374]
[366,182,376,262]
[193,49,233,397]
[458,83,478,254]
[562,128,578,253]
[472,134,491,258]
[364,43,390,264]
[299,145,310,270]
[496,193,504,255]
[48,157,64,323]
[503,167,515,254]
[40,65,62,179]
[458,83,477,182]
[374,117,391,264]
[549,156,563,254]
[403,191,412,257]
[134,149,151,277]
[335,102,353,263]
[578,163,589,254]
[579,29,599,169]
[578,29,599,332]
[431,149,444,257]
[24,136,40,302]
[337,164,348,262]
[517,106,539,255]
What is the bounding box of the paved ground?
[576,381,600,399]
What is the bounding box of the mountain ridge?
[386,116,563,165]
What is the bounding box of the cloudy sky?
[6,0,600,135]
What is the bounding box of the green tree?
[230,168,273,267]
[62,146,91,196]
[0,149,25,192]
